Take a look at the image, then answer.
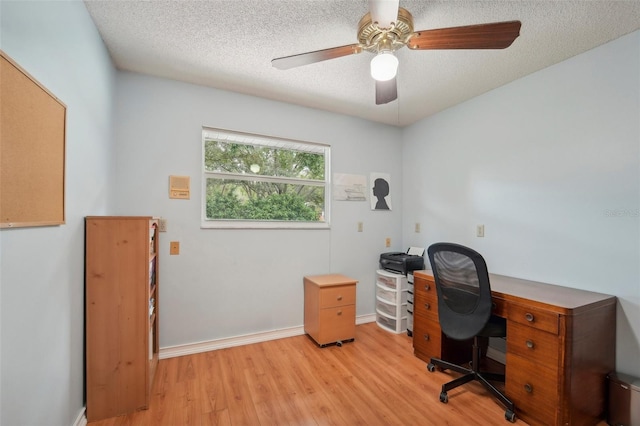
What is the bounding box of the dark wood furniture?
[413,270,616,426]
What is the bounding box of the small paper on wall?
[333,173,367,201]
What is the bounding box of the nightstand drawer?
[319,285,355,308]
[507,303,559,335]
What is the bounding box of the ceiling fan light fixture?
[370,51,398,81]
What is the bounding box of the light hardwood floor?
[88,322,534,425]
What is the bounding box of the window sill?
[200,220,330,230]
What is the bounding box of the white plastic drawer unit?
[376,286,408,304]
[376,298,396,317]
[376,312,408,334]
[375,269,408,334]
[376,269,408,290]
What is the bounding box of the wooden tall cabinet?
[85,216,160,421]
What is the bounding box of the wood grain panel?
[86,217,155,421]
[318,284,355,308]
[318,305,356,343]
[507,322,561,366]
[506,355,559,425]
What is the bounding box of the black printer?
[379,251,424,275]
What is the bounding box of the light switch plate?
[170,241,180,255]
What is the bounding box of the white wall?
[403,31,640,376]
[1,3,636,424]
[0,1,116,425]
[112,72,403,348]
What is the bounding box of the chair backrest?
[427,243,493,340]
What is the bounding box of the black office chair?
[426,242,516,423]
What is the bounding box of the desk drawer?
[413,293,438,320]
[413,278,438,320]
[492,297,506,317]
[506,355,558,425]
[412,317,441,359]
[318,305,355,343]
[507,303,559,335]
[414,276,436,297]
[507,322,560,367]
[319,285,355,309]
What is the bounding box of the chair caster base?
[505,410,516,423]
[439,391,448,403]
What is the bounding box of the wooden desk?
[413,270,616,426]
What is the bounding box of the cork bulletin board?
[1,50,66,228]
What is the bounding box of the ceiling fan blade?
[375,77,397,105]
[407,21,522,50]
[272,44,362,70]
[369,0,399,29]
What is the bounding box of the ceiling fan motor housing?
[358,7,415,54]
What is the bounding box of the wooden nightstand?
[304,274,357,347]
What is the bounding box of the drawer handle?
[524,383,533,393]
[525,312,534,322]
[424,284,430,291]
[424,303,431,310]
[337,296,343,301]
[337,310,342,316]
[526,340,534,349]
[423,334,430,341]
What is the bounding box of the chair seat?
[479,315,507,338]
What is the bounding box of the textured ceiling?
[84,1,640,127]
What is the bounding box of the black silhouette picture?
[370,173,392,210]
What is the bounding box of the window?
[202,128,331,228]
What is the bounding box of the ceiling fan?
[271,0,521,105]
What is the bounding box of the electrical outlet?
[385,237,391,247]
[477,225,485,238]
[415,223,421,233]
[170,241,180,255]
[357,222,363,232]
[158,218,167,232]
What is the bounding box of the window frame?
[201,127,331,229]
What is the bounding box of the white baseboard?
[486,346,506,365]
[160,314,377,359]
[357,313,376,324]
[73,407,87,426]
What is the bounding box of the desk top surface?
[414,270,615,313]
[304,274,358,287]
